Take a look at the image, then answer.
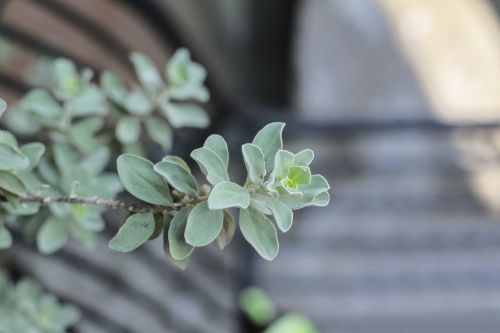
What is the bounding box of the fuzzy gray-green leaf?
[108,213,155,252]
[185,201,223,247]
[145,117,172,150]
[190,147,229,185]
[242,143,266,184]
[117,154,172,205]
[116,116,141,145]
[159,100,209,129]
[168,207,194,261]
[239,207,279,261]
[0,171,26,197]
[154,160,198,197]
[208,181,250,209]
[0,143,29,171]
[204,134,229,168]
[37,219,69,254]
[130,52,163,97]
[252,122,285,173]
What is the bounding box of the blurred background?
[2,0,500,332]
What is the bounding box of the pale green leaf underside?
[190,147,229,185]
[0,143,29,171]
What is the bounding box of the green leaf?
[289,166,311,185]
[185,201,223,247]
[116,116,141,145]
[208,181,250,209]
[190,147,229,185]
[204,134,229,168]
[272,149,294,179]
[0,143,29,171]
[265,314,319,333]
[294,149,314,167]
[124,89,152,115]
[217,210,236,249]
[144,117,172,151]
[0,226,12,249]
[0,130,18,147]
[70,117,105,152]
[117,154,172,205]
[168,207,194,261]
[154,160,198,197]
[130,52,163,96]
[163,215,191,269]
[19,143,45,171]
[252,122,285,173]
[239,207,279,261]
[108,213,155,252]
[100,71,127,104]
[239,287,277,326]
[37,219,69,254]
[268,196,293,232]
[159,99,209,128]
[70,84,107,116]
[242,143,266,184]
[162,155,190,172]
[20,89,63,118]
[53,58,80,99]
[166,48,209,102]
[0,171,26,196]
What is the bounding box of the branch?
[15,196,181,214]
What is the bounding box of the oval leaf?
[20,143,45,171]
[208,181,250,209]
[117,154,172,205]
[116,116,141,145]
[268,196,293,232]
[190,147,229,185]
[159,100,209,129]
[163,215,191,269]
[154,161,198,197]
[0,171,26,197]
[239,207,279,261]
[108,213,155,252]
[168,207,194,261]
[185,201,223,247]
[144,117,172,151]
[37,219,69,254]
[0,143,29,171]
[242,143,266,184]
[204,135,229,168]
[252,122,285,173]
[130,52,163,96]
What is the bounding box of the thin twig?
[15,196,181,214]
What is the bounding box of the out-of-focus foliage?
[0,270,80,333]
[0,48,210,254]
[239,286,319,333]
